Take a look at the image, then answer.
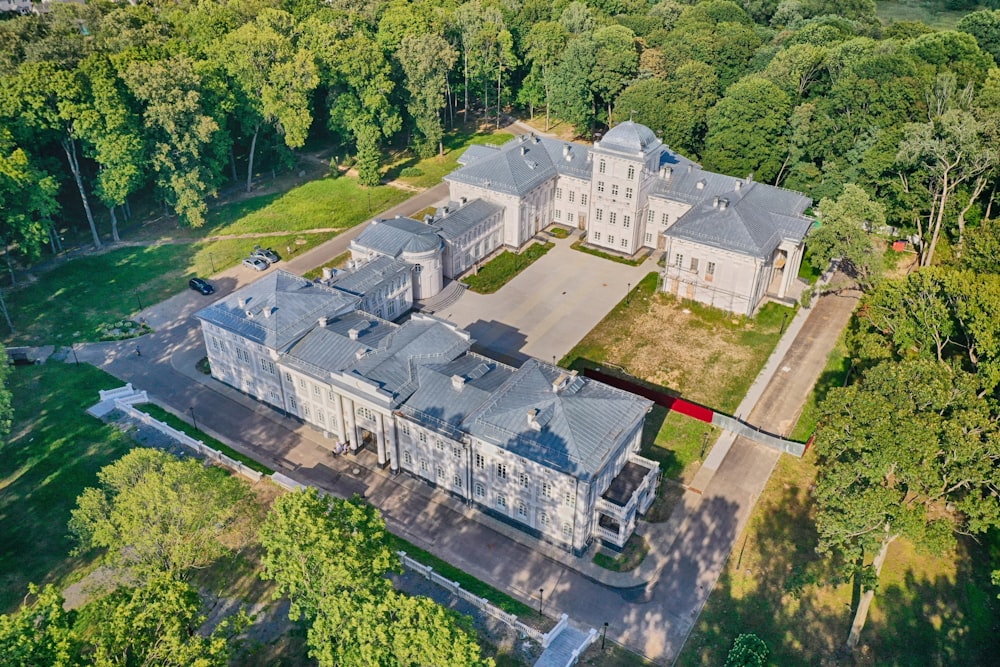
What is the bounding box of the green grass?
[641,407,719,482]
[546,225,572,239]
[876,1,983,29]
[385,129,515,189]
[0,364,133,613]
[385,535,538,619]
[132,402,275,475]
[789,335,850,442]
[570,240,647,266]
[303,251,352,281]
[464,242,554,294]
[203,177,410,235]
[593,535,649,572]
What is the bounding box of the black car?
[189,277,215,295]
[252,245,280,263]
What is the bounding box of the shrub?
[399,166,424,177]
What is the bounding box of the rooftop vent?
[441,205,449,216]
[696,179,705,190]
[527,408,542,431]
[520,145,527,156]
[451,374,466,390]
[468,362,490,380]
[355,348,367,360]
[734,180,742,191]
[719,198,729,210]
[460,196,467,205]
[423,214,433,223]
[563,144,571,157]
[713,196,720,208]
[237,297,247,308]
[348,327,361,340]
[245,310,254,318]
[322,267,333,280]
[661,166,673,178]
[318,316,328,327]
[552,373,571,393]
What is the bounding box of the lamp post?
[538,588,544,616]
[626,282,631,305]
[134,290,143,311]
[601,622,608,649]
[189,406,198,432]
[71,343,79,366]
[700,431,709,459]
[209,252,216,272]
[780,311,789,335]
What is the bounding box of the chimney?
[551,373,570,393]
[348,328,361,340]
[460,196,467,205]
[735,180,742,191]
[713,196,720,208]
[318,316,328,327]
[451,374,466,390]
[441,205,449,216]
[322,267,333,280]
[563,144,571,158]
[747,173,754,182]
[696,179,705,190]
[527,408,542,431]
[687,164,693,173]
[520,145,527,156]
[238,297,247,308]
[263,307,272,318]
[719,198,729,210]
[423,214,433,223]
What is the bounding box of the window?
[329,414,337,428]
[609,212,617,225]
[454,446,462,458]
[313,385,320,397]
[436,440,444,452]
[599,160,606,174]
[260,359,275,374]
[316,411,324,425]
[608,235,615,245]
[647,210,654,223]
[542,482,553,498]
[645,233,653,244]
[623,215,631,229]
[517,503,528,518]
[592,231,601,241]
[328,389,336,401]
[707,261,716,276]
[596,181,605,193]
[420,459,428,473]
[555,187,562,199]
[212,336,222,351]
[625,187,633,200]
[564,491,573,505]
[567,212,574,223]
[496,494,507,509]
[268,390,280,402]
[419,431,427,443]
[436,465,444,479]
[568,191,575,203]
[540,512,551,527]
[298,378,306,389]
[661,213,669,226]
[357,406,375,421]
[454,474,463,488]
[596,208,603,221]
[401,423,411,436]
[475,483,485,498]
[237,347,250,364]
[690,257,699,272]
[303,404,311,418]
[497,463,508,480]
[289,396,297,410]
[475,453,485,469]
[388,301,396,316]
[627,165,635,179]
[519,472,529,488]
[611,184,619,197]
[621,238,628,248]
[404,451,412,465]
[554,209,562,219]
[581,194,588,206]
[674,253,684,268]
[562,522,572,537]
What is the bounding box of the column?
[386,417,399,473]
[345,397,358,451]
[375,412,387,467]
[335,393,347,444]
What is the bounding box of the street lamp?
[780,311,789,335]
[209,252,216,272]
[189,406,198,432]
[134,290,143,311]
[538,588,544,616]
[602,622,608,649]
[626,282,631,305]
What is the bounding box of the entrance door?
[358,427,377,452]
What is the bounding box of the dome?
[598,121,659,154]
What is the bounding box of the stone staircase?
[534,622,596,667]
[415,280,467,313]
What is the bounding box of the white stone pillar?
[376,412,387,466]
[345,398,358,451]
[386,417,399,472]
[335,393,347,444]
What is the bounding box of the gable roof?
[446,135,557,196]
[462,359,652,479]
[434,199,503,241]
[353,216,442,258]
[324,255,411,297]
[194,270,359,351]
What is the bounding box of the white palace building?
[196,122,812,554]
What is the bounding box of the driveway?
[441,235,653,364]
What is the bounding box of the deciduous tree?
[397,33,458,158]
[808,184,886,291]
[0,585,80,667]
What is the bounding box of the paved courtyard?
[440,233,653,364]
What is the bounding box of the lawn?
[676,450,1000,666]
[562,272,793,481]
[593,535,649,573]
[0,363,133,613]
[384,127,515,190]
[464,242,554,294]
[570,240,646,266]
[132,402,275,475]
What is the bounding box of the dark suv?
[189,277,215,295]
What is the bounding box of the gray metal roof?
[446,135,557,196]
[325,255,411,297]
[457,143,500,165]
[433,199,503,242]
[462,359,652,480]
[353,216,443,258]
[194,270,359,351]
[596,121,662,156]
[282,311,396,377]
[657,170,812,258]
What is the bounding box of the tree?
[122,56,224,227]
[961,217,1000,273]
[813,358,1000,649]
[87,573,248,667]
[214,10,319,192]
[592,25,638,125]
[807,184,886,291]
[0,585,80,667]
[0,128,59,281]
[397,33,458,158]
[760,43,828,100]
[259,488,490,667]
[724,633,769,667]
[897,102,995,266]
[703,75,791,183]
[550,32,598,135]
[523,21,567,130]
[69,448,261,580]
[957,9,1000,65]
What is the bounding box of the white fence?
[115,400,264,483]
[397,550,567,648]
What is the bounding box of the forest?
[1,0,1000,270]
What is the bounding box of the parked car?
[243,256,270,271]
[188,277,215,295]
[251,245,280,263]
